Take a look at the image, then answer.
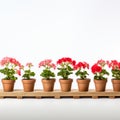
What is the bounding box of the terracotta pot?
[94,80,107,92]
[59,79,73,92]
[2,80,15,92]
[42,79,55,91]
[112,79,120,91]
[22,79,36,92]
[77,79,90,91]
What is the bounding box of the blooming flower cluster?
[38,59,56,79]
[2,57,120,81]
[57,57,76,79]
[21,62,35,80]
[108,60,120,79]
[91,59,109,80]
[74,61,89,79]
[0,57,21,80]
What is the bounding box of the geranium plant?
[21,63,35,79]
[57,57,76,79]
[38,59,56,80]
[0,57,21,80]
[91,59,109,80]
[74,61,89,79]
[109,60,120,79]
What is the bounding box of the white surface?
[0,98,120,120]
[0,0,120,89]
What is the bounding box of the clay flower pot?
[108,60,120,91]
[59,79,73,92]
[112,79,120,91]
[77,79,90,91]
[2,80,15,92]
[94,80,107,92]
[22,79,36,92]
[91,60,109,92]
[42,79,56,92]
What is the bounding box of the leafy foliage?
[74,61,89,79]
[57,57,75,79]
[22,70,35,79]
[0,67,17,80]
[91,60,109,80]
[109,60,120,80]
[0,57,21,80]
[40,69,55,80]
[94,69,109,80]
[75,69,88,79]
[39,59,56,80]
[57,64,73,79]
[111,69,120,79]
[22,63,35,80]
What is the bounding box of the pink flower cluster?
[2,57,120,80]
[26,62,33,67]
[21,62,34,71]
[0,57,22,76]
[0,57,21,67]
[39,59,56,69]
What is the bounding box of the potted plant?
[91,59,109,92]
[21,62,36,92]
[38,59,56,91]
[109,60,120,91]
[0,57,21,92]
[74,61,90,91]
[57,57,76,92]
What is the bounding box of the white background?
[0,0,120,120]
[0,0,120,89]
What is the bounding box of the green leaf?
[40,69,55,79]
[0,67,17,80]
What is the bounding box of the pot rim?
[77,78,90,80]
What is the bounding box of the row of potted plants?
[0,57,120,92]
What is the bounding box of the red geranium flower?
[74,61,89,79]
[91,64,102,74]
[91,59,109,80]
[57,57,76,79]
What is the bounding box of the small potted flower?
[109,60,120,91]
[57,57,76,92]
[38,59,56,91]
[74,61,90,91]
[91,59,109,92]
[0,57,21,92]
[21,63,36,92]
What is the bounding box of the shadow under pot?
[2,79,15,92]
[22,79,36,92]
